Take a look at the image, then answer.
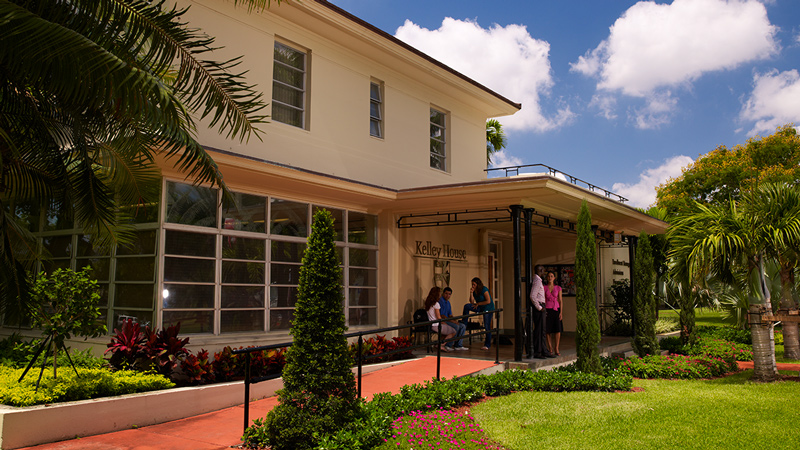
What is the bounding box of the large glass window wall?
[7,198,159,330]
[162,181,379,334]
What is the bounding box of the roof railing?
[485,163,628,203]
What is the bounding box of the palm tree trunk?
[779,266,800,360]
[749,304,779,381]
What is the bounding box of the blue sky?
[330,0,800,208]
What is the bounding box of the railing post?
[357,334,363,399]
[243,351,251,435]
[436,323,442,380]
[495,309,500,364]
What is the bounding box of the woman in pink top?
[544,271,563,355]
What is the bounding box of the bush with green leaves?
[261,210,359,450]
[0,366,173,407]
[655,317,680,334]
[616,354,737,379]
[27,267,107,377]
[607,278,632,331]
[695,325,752,345]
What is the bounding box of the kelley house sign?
[414,241,467,261]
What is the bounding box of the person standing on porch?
[424,286,456,352]
[470,277,494,350]
[544,270,564,355]
[439,287,468,350]
[529,267,553,358]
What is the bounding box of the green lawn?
[659,308,729,327]
[473,371,800,450]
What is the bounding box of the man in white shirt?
[530,266,553,358]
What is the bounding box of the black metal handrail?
[231,308,502,433]
[485,163,628,203]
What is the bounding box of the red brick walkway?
[737,360,800,372]
[18,356,498,450]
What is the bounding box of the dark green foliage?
[659,336,684,354]
[696,325,752,344]
[633,232,659,355]
[263,210,359,450]
[608,278,633,325]
[575,200,602,374]
[678,287,697,346]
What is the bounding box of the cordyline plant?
[105,320,189,378]
[24,267,106,380]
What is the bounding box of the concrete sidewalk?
[18,356,500,450]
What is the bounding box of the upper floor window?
[430,107,447,171]
[369,81,383,138]
[272,42,307,128]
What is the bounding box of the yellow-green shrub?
[0,366,173,407]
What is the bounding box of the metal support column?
[524,208,534,358]
[510,204,524,361]
[627,235,638,336]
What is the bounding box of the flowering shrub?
[686,337,753,362]
[616,354,737,379]
[378,408,503,450]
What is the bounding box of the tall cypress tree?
[264,210,359,450]
[575,200,602,374]
[633,231,658,355]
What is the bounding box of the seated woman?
[424,286,457,352]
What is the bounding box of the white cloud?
[740,69,800,135]
[394,18,573,132]
[572,0,777,126]
[588,94,618,120]
[489,150,523,168]
[629,92,678,130]
[611,155,694,208]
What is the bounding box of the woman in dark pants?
[468,277,494,350]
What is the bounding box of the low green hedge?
[615,354,738,379]
[0,366,174,407]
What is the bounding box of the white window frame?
[370,81,383,138]
[272,41,307,129]
[430,107,447,171]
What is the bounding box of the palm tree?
[0,0,277,318]
[668,200,779,381]
[743,183,800,360]
[485,119,507,166]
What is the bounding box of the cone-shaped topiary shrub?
[633,231,659,356]
[263,209,359,450]
[575,200,602,375]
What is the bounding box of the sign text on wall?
[415,241,467,260]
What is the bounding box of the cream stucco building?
[4,0,667,356]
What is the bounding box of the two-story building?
[5,0,667,354]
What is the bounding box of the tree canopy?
[656,125,800,216]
